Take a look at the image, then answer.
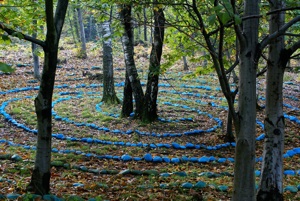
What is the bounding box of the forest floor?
[0,41,299,200]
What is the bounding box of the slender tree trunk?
[142,2,165,123]
[73,8,81,43]
[101,20,120,105]
[225,93,236,142]
[32,18,41,80]
[67,9,77,46]
[183,56,188,70]
[257,0,285,200]
[77,7,87,58]
[121,72,133,117]
[119,4,144,118]
[232,0,259,200]
[143,6,147,42]
[27,0,69,195]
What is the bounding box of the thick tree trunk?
[27,0,69,195]
[257,0,285,200]
[232,0,259,200]
[142,3,165,123]
[101,21,120,105]
[119,4,144,118]
[77,7,87,58]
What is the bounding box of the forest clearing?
[0,41,299,200]
[1,0,300,200]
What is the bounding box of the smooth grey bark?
[142,1,165,123]
[232,0,260,200]
[101,20,120,104]
[76,7,87,58]
[257,0,285,200]
[183,56,188,71]
[31,18,41,80]
[119,4,144,118]
[67,9,78,46]
[28,0,69,195]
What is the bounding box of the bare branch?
[0,22,45,47]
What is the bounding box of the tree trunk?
[183,56,188,71]
[67,9,78,47]
[119,4,144,118]
[77,7,87,58]
[27,0,69,195]
[257,0,285,200]
[121,72,134,117]
[143,6,147,42]
[101,20,120,105]
[31,18,40,80]
[142,2,165,123]
[232,0,259,200]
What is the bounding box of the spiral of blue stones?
[0,79,299,199]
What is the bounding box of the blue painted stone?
[296,170,300,175]
[126,130,134,134]
[133,157,142,161]
[153,156,162,162]
[162,157,170,163]
[298,184,300,190]
[195,145,200,149]
[52,148,59,153]
[121,154,132,162]
[217,158,226,163]
[172,142,180,149]
[181,156,189,162]
[227,158,235,162]
[181,182,193,188]
[144,153,153,162]
[11,154,22,161]
[286,150,296,157]
[283,153,289,158]
[198,156,209,163]
[160,173,171,177]
[284,170,295,175]
[185,142,194,148]
[174,171,187,177]
[105,155,113,159]
[6,193,21,200]
[194,181,206,188]
[73,183,84,187]
[189,157,198,162]
[150,144,156,148]
[171,158,180,163]
[255,170,261,177]
[284,186,298,193]
[86,138,93,143]
[293,147,300,154]
[119,169,131,175]
[217,185,228,192]
[160,183,168,188]
[209,156,216,161]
